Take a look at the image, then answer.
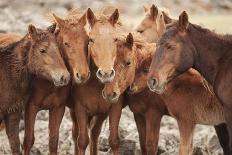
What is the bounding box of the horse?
[135,4,167,43]
[87,8,121,83]
[71,9,127,153]
[136,5,229,153]
[22,11,90,155]
[103,33,227,155]
[0,24,69,155]
[147,11,232,154]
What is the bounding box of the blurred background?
[0,0,232,154]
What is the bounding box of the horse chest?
[128,100,148,114]
[74,84,111,115]
[30,81,69,110]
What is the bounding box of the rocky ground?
[0,0,232,154]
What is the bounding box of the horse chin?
[126,87,138,95]
[102,94,119,104]
[74,78,88,85]
[98,76,114,84]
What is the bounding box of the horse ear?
[109,9,119,26]
[150,4,158,20]
[178,11,189,31]
[79,12,87,25]
[52,13,65,28]
[143,5,149,12]
[28,24,37,40]
[126,33,134,49]
[162,11,173,24]
[47,23,56,33]
[87,8,97,27]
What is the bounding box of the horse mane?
[189,23,232,43]
[47,9,84,26]
[116,33,155,69]
[0,34,30,83]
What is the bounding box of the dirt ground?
[0,0,232,154]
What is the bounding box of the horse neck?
[0,34,32,90]
[188,24,232,84]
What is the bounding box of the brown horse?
[138,6,229,154]
[23,11,90,155]
[71,30,130,155]
[87,8,120,83]
[0,24,69,155]
[103,33,228,155]
[147,11,232,154]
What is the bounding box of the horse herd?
[0,4,231,155]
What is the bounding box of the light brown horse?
[87,8,120,83]
[135,4,170,43]
[0,24,69,155]
[103,33,227,155]
[22,11,90,155]
[71,11,127,153]
[147,11,232,154]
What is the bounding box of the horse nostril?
[96,69,104,78]
[149,78,158,87]
[111,91,117,99]
[109,69,115,78]
[87,71,91,79]
[102,90,106,98]
[60,75,65,82]
[76,72,82,80]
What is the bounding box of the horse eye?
[143,68,149,74]
[167,45,173,50]
[114,38,118,42]
[40,49,46,53]
[64,42,69,46]
[89,38,94,43]
[126,61,131,66]
[137,30,144,33]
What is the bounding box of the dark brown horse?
[23,11,90,155]
[0,24,69,155]
[147,11,232,154]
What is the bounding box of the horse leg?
[145,109,162,155]
[108,103,123,155]
[48,105,65,155]
[223,106,232,155]
[214,123,230,155]
[23,103,38,155]
[76,103,89,155]
[177,119,194,155]
[90,114,107,155]
[70,110,79,155]
[133,114,146,155]
[5,111,21,155]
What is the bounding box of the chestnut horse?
[103,33,228,155]
[87,8,120,83]
[22,11,90,155]
[0,25,69,155]
[71,9,126,154]
[147,11,232,154]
